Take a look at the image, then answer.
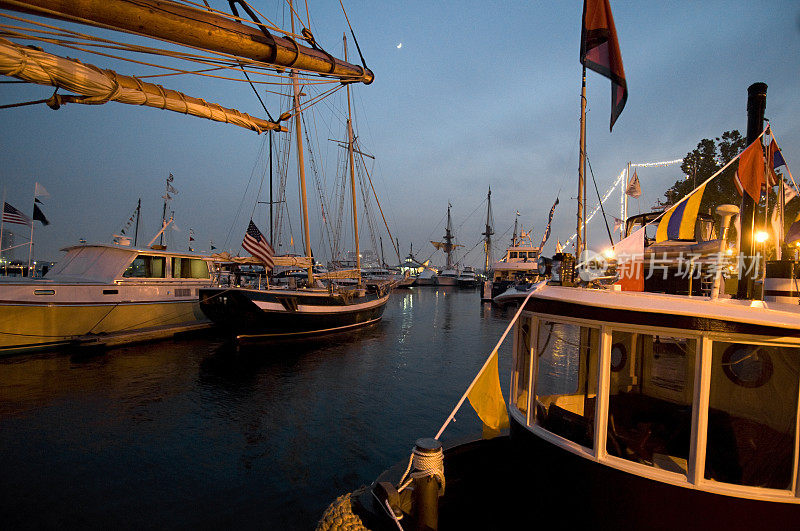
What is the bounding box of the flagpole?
[624,161,630,239]
[577,65,587,259]
[28,184,34,276]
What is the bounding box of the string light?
[564,159,682,249]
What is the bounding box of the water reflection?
[0,288,513,529]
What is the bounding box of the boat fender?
[315,487,369,531]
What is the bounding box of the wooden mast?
[289,4,313,285]
[0,0,374,84]
[482,187,494,275]
[344,34,361,288]
[444,204,454,269]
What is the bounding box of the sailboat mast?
[577,66,587,259]
[483,187,494,275]
[159,189,167,247]
[134,198,141,247]
[344,34,361,288]
[444,205,454,269]
[290,2,314,285]
[511,212,518,247]
[269,131,274,245]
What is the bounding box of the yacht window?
[510,252,518,259]
[172,258,210,279]
[704,341,799,490]
[512,317,533,416]
[123,256,166,278]
[533,321,599,449]
[606,331,696,475]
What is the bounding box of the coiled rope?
[397,444,445,495]
[315,487,368,531]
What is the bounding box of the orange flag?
[737,139,765,201]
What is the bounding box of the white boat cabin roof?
[45,243,213,283]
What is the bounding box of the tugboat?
[317,6,799,526]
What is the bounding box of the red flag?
[581,0,627,131]
[736,139,765,201]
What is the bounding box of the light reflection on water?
[0,287,512,529]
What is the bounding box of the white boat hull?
[0,280,210,354]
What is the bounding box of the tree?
[656,130,746,215]
[659,130,799,250]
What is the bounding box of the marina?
[1,0,800,529]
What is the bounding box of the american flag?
[3,202,31,226]
[242,220,274,270]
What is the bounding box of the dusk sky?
[1,1,798,268]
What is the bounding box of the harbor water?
[0,287,514,529]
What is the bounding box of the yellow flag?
[467,349,510,439]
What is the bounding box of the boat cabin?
[46,244,212,284]
[622,211,730,296]
[510,287,800,514]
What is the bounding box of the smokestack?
[735,82,767,300]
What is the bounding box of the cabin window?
[510,252,518,259]
[512,317,533,416]
[123,256,166,278]
[606,331,696,475]
[704,341,800,490]
[533,320,599,449]
[172,258,210,279]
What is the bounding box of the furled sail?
[430,241,463,252]
[0,0,374,84]
[0,37,285,133]
[210,252,313,268]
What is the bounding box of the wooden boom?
[0,0,374,84]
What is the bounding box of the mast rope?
[338,0,368,71]
[587,155,615,246]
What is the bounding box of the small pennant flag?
[33,203,50,225]
[625,169,641,198]
[784,181,798,204]
[538,197,559,249]
[34,182,49,198]
[787,212,800,244]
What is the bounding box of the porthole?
[610,342,627,372]
[721,343,773,388]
